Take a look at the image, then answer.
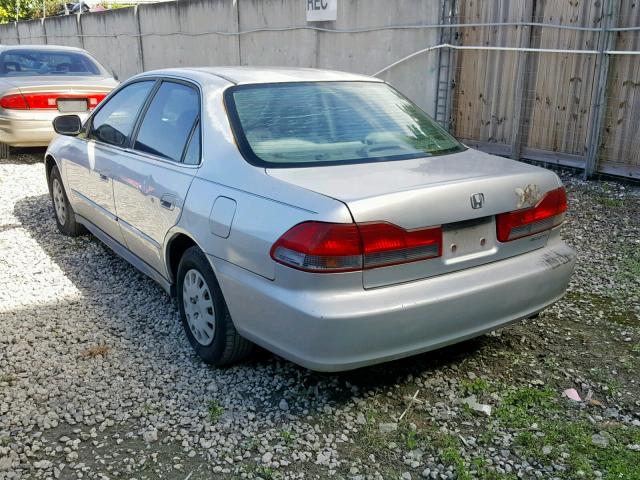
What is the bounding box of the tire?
[49,165,86,237]
[177,246,253,366]
[0,142,10,159]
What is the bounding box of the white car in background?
[0,45,117,158]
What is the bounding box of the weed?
[254,466,279,479]
[441,445,471,480]
[207,400,224,423]
[496,387,556,428]
[280,429,295,444]
[460,378,491,396]
[405,429,418,450]
[632,344,640,355]
[0,374,15,384]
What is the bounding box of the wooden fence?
[451,0,639,179]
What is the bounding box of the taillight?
[0,94,28,109]
[496,187,567,242]
[0,92,107,110]
[270,221,442,273]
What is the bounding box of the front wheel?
[49,165,85,237]
[177,246,253,366]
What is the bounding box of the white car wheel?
[52,178,67,226]
[182,268,216,346]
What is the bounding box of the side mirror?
[53,115,82,136]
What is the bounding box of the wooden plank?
[599,0,640,173]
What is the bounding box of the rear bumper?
[0,111,88,147]
[213,240,576,371]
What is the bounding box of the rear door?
[65,80,155,244]
[110,79,201,277]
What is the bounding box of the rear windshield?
[0,49,104,77]
[225,81,464,167]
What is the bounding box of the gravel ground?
[0,151,639,480]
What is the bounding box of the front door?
[111,79,201,277]
[65,80,155,244]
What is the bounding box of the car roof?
[0,44,89,54]
[141,66,382,85]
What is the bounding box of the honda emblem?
[470,193,485,209]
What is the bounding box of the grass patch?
[618,247,640,283]
[565,291,638,327]
[515,420,640,479]
[596,196,624,208]
[497,386,640,479]
[207,400,224,423]
[496,387,556,428]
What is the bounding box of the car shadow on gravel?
[0,147,46,165]
[13,193,491,391]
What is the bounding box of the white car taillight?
[496,187,567,242]
[271,221,442,273]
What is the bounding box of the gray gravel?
[1,154,639,480]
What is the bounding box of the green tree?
[0,0,62,23]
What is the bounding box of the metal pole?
[584,0,620,178]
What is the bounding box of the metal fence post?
[76,13,84,49]
[134,5,145,73]
[510,1,537,160]
[584,0,620,178]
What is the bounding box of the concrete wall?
[81,8,142,80]
[0,0,441,114]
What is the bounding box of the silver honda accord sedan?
[45,67,576,371]
[0,45,117,157]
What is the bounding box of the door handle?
[160,194,176,211]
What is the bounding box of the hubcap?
[52,178,66,225]
[182,269,216,346]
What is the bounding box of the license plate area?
[57,99,88,112]
[443,216,495,262]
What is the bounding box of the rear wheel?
[49,165,85,236]
[177,246,253,366]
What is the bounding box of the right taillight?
[496,187,567,242]
[270,221,442,273]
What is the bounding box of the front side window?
[89,81,155,147]
[133,81,200,162]
[225,81,464,167]
[0,49,105,77]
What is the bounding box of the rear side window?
[0,49,104,77]
[89,81,155,147]
[183,121,201,165]
[225,81,464,167]
[133,81,200,162]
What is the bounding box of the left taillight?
[270,221,442,273]
[0,92,108,110]
[496,187,567,242]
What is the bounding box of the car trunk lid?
[267,149,562,288]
